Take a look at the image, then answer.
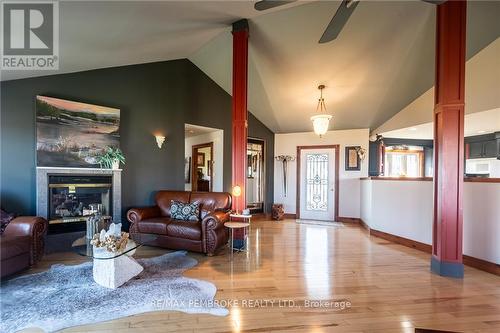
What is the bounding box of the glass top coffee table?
[72,234,157,259]
[71,234,157,289]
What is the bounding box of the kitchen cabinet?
[465,133,499,159]
[496,132,500,159]
[369,141,382,176]
[468,142,484,159]
[483,140,497,158]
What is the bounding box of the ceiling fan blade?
[319,0,360,44]
[421,0,447,4]
[254,0,297,11]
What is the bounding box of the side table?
[229,213,252,233]
[229,213,252,250]
[224,222,250,260]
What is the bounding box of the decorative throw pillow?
[0,209,16,235]
[170,200,200,222]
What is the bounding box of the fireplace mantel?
[36,167,122,225]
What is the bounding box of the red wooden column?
[431,0,466,278]
[231,19,249,213]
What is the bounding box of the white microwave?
[465,158,499,176]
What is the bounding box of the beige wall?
[274,129,369,218]
[361,179,500,264]
[373,38,500,136]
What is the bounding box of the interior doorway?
[247,138,265,214]
[185,124,223,193]
[296,145,339,221]
[191,142,213,192]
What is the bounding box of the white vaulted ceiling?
[1,0,292,81]
[380,108,500,140]
[2,1,499,133]
[190,1,500,133]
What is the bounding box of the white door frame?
[296,145,339,221]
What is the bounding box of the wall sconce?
[355,147,367,161]
[155,135,165,149]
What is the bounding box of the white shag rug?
[0,251,228,333]
[296,219,345,227]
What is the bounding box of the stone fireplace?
[37,167,121,234]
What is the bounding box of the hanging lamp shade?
[311,114,333,136]
[310,85,332,137]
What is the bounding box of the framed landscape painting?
[36,96,120,167]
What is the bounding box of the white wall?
[184,130,224,192]
[360,179,500,264]
[274,129,369,218]
[463,183,500,264]
[360,179,372,226]
[365,180,434,244]
[373,38,500,135]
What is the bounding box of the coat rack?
[275,155,295,197]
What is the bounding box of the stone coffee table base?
[72,235,157,289]
[93,254,144,289]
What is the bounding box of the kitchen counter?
[464,177,500,183]
[361,176,500,183]
[360,176,432,181]
[360,177,500,265]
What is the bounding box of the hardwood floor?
[21,219,500,333]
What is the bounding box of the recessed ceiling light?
[409,127,417,131]
[477,130,486,134]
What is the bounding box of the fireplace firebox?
[47,175,112,233]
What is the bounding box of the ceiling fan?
[254,0,447,43]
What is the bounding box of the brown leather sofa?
[1,216,48,278]
[127,191,232,256]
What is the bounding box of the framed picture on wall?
[196,152,205,166]
[345,146,361,171]
[184,157,191,183]
[36,95,120,168]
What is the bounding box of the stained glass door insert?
[299,148,335,221]
[306,153,329,211]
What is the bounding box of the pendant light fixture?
[311,85,332,137]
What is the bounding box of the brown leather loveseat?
[1,216,48,278]
[127,191,231,256]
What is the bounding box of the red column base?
[431,256,464,278]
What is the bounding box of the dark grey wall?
[383,138,433,148]
[1,59,275,217]
[185,63,274,212]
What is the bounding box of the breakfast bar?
[360,176,500,267]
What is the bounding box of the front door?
[299,148,335,221]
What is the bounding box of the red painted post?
[431,0,466,278]
[231,19,249,214]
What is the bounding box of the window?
[384,146,424,177]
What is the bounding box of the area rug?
[296,219,344,227]
[0,251,228,333]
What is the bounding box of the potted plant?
[96,147,125,169]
